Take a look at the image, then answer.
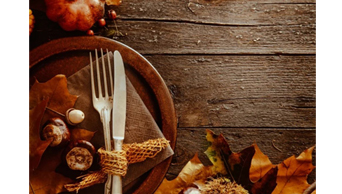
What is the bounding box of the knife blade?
[112,50,126,194]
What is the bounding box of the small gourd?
[44,0,106,31]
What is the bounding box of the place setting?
[29,0,316,193]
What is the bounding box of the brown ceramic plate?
[29,36,177,194]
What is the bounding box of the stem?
[46,107,65,117]
[303,181,316,194]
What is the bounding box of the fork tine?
[95,49,103,98]
[101,48,109,98]
[107,49,114,95]
[89,52,97,101]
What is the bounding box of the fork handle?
[101,109,113,194]
[112,139,123,194]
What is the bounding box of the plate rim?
[29,36,177,194]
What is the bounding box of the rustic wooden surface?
[29,0,316,189]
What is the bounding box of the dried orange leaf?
[155,153,214,194]
[250,143,275,183]
[30,74,78,124]
[272,146,315,194]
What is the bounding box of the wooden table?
[29,0,316,187]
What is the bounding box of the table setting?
[29,0,316,193]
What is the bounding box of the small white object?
[66,108,85,125]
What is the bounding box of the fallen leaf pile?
[29,75,96,193]
[155,129,315,194]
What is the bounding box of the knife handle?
[112,139,123,194]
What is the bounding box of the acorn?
[41,118,70,147]
[65,108,85,126]
[64,140,96,171]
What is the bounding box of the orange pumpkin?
[45,0,105,31]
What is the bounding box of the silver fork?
[90,48,114,194]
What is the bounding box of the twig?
[272,140,282,152]
[219,148,235,182]
[46,107,65,117]
[303,181,316,194]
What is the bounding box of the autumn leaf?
[29,98,53,172]
[205,129,255,186]
[156,130,314,194]
[29,74,94,193]
[30,74,78,124]
[155,153,214,194]
[29,75,79,171]
[204,129,230,175]
[272,146,315,194]
[29,128,96,194]
[204,129,278,194]
[251,166,278,194]
[250,143,275,183]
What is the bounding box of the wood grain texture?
[114,0,315,26]
[145,55,315,128]
[29,17,316,54]
[110,20,315,54]
[167,128,316,182]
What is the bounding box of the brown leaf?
[30,74,78,124]
[251,167,278,194]
[29,128,96,194]
[272,146,315,194]
[155,153,214,194]
[204,130,278,193]
[205,129,255,187]
[70,128,97,142]
[250,143,275,183]
[29,75,78,171]
[29,98,53,172]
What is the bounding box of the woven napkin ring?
[98,148,128,176]
[98,137,170,176]
[64,138,170,192]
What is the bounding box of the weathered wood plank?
[166,128,316,183]
[114,0,315,26]
[29,8,315,54]
[145,55,315,128]
[111,20,315,54]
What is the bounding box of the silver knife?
[112,51,126,194]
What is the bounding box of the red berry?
[98,18,106,27]
[86,30,94,36]
[108,10,117,20]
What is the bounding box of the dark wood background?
[29,0,316,186]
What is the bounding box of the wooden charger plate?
[29,36,177,194]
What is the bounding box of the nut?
[66,108,85,125]
[64,140,96,171]
[41,118,70,147]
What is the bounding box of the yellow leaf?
[204,129,228,175]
